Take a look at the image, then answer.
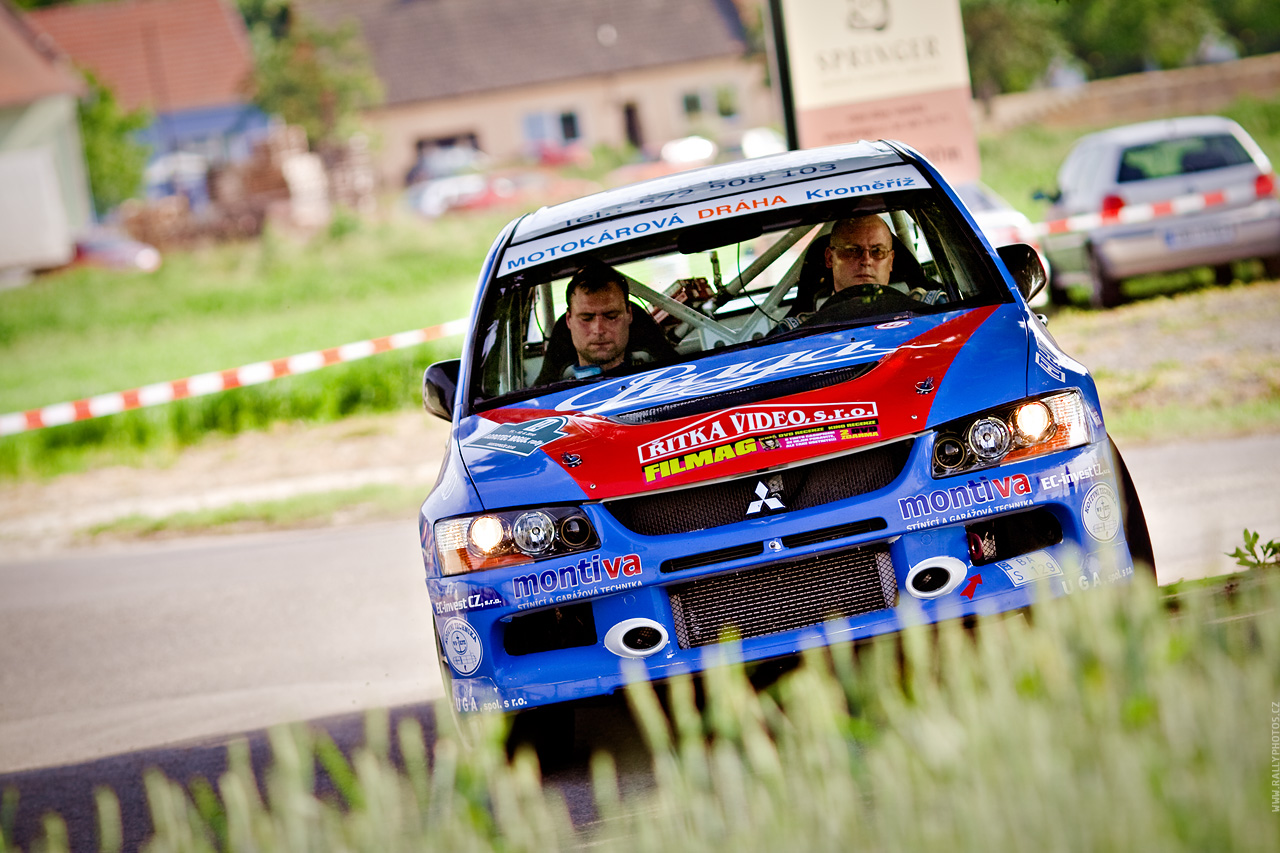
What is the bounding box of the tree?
[961,0,1066,103]
[245,11,382,150]
[1054,0,1220,79]
[77,70,151,215]
[1214,0,1280,56]
[235,0,290,41]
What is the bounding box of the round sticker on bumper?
[1081,483,1121,542]
[443,617,483,676]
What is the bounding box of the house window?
[716,86,738,119]
[682,93,702,118]
[523,111,581,148]
[559,112,580,143]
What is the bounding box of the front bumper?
[429,436,1138,716]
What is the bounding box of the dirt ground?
[1,280,1277,561]
[1048,280,1280,413]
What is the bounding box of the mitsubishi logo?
[746,478,785,515]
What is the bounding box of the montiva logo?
[512,553,641,599]
[898,473,1033,520]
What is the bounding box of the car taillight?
[1101,194,1125,218]
[1256,173,1277,199]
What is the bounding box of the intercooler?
[667,543,897,649]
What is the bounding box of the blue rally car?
[419,140,1153,745]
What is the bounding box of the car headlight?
[434,507,599,576]
[931,391,1090,477]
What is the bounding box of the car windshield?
[1116,133,1252,182]
[467,186,1008,411]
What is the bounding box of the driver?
[534,260,677,385]
[565,262,633,373]
[778,215,938,330]
[826,214,895,295]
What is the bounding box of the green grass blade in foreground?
[32,568,1270,853]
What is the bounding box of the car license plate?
[997,551,1064,587]
[1163,222,1236,249]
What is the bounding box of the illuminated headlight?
[434,507,598,576]
[1012,400,1055,444]
[931,391,1090,477]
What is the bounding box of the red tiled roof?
[0,1,84,108]
[27,0,253,113]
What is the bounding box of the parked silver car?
[1039,115,1280,307]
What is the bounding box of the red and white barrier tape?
[5,184,1271,438]
[1031,183,1264,236]
[0,318,469,437]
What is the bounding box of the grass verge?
[4,94,1279,482]
[8,567,1276,851]
[81,482,425,542]
[1103,396,1280,444]
[0,344,457,480]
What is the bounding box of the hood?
[458,305,1030,507]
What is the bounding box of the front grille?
[965,509,1063,566]
[667,544,897,649]
[606,440,911,536]
[663,542,765,573]
[780,517,887,549]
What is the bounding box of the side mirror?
[422,359,460,421]
[997,243,1047,303]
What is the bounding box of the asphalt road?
[0,521,443,775]
[1,434,1277,850]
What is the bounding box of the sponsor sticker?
[898,473,1034,530]
[465,416,568,456]
[451,677,505,714]
[1039,461,1109,492]
[640,415,878,483]
[876,320,911,329]
[637,402,878,463]
[511,552,644,607]
[429,582,505,615]
[500,165,924,273]
[555,338,936,416]
[1036,351,1066,382]
[1081,482,1121,542]
[998,551,1064,587]
[442,617,483,676]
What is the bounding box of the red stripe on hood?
[483,307,997,499]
